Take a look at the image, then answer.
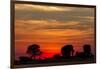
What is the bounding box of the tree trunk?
[34,56,36,60]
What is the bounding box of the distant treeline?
[15,44,95,65]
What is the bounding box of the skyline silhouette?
[15,44,95,65]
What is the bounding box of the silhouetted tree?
[75,44,93,59]
[37,51,43,60]
[26,44,42,60]
[83,44,91,53]
[61,45,74,58]
[83,44,93,58]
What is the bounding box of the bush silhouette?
[61,45,74,58]
[53,54,61,59]
[26,44,42,60]
[19,56,33,64]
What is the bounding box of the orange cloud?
[15,4,73,12]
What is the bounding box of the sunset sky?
[15,3,95,59]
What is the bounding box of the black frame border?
[11,0,96,68]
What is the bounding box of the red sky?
[15,4,95,59]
